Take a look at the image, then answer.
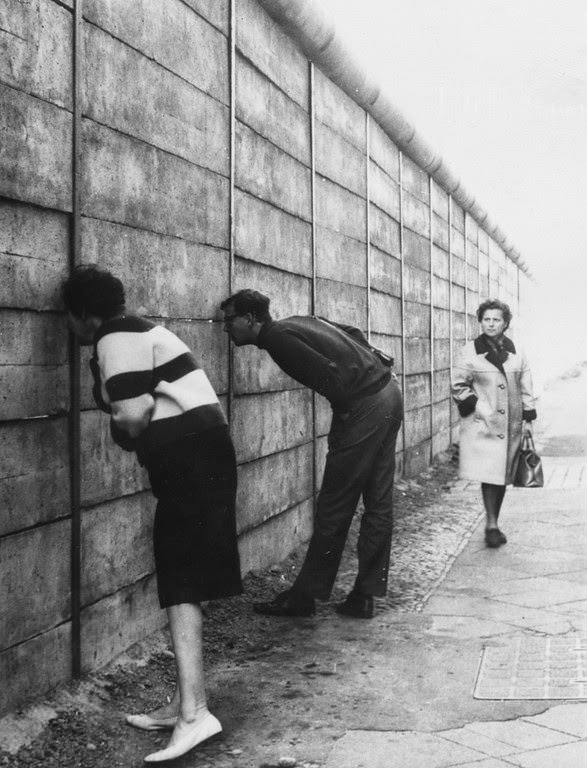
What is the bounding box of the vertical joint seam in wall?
[69,0,83,679]
[429,176,434,460]
[309,61,318,513]
[365,114,371,342]
[464,214,469,341]
[399,153,407,469]
[448,196,454,447]
[227,0,236,426]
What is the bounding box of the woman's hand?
[522,420,533,434]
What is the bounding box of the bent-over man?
[221,289,403,619]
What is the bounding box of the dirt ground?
[0,451,484,768]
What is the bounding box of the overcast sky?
[317,0,587,376]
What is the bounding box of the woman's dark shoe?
[485,528,506,548]
[335,592,374,619]
[253,589,315,617]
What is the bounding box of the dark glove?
[110,420,138,452]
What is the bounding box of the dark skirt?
[145,426,243,608]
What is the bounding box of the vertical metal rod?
[429,177,434,461]
[398,152,407,469]
[69,0,83,679]
[365,114,371,342]
[463,214,469,340]
[448,196,454,448]
[227,0,236,426]
[309,62,317,511]
[477,225,482,303]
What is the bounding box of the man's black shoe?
[335,592,374,619]
[253,589,316,617]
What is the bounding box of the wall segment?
[0,0,529,713]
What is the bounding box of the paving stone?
[522,702,587,737]
[438,726,520,757]
[507,740,587,767]
[464,719,577,750]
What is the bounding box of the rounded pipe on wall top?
[258,0,530,276]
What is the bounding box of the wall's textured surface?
[0,0,524,713]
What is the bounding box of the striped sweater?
[91,316,226,458]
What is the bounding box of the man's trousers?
[294,378,403,599]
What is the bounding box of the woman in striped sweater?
[63,266,242,763]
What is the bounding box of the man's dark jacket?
[257,316,391,413]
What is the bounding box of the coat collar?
[474,334,516,374]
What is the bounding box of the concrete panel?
[433,369,451,403]
[0,310,67,366]
[0,83,72,211]
[0,521,70,648]
[236,0,308,107]
[315,396,332,438]
[0,201,69,311]
[404,301,430,338]
[403,191,430,238]
[432,244,450,281]
[0,0,72,109]
[238,499,313,574]
[236,122,311,220]
[316,121,366,197]
[81,217,230,320]
[0,622,71,717]
[431,182,449,220]
[433,276,450,310]
[80,410,150,506]
[466,239,479,269]
[433,214,449,250]
[405,373,431,409]
[404,440,431,477]
[370,333,402,373]
[182,0,229,33]
[80,574,165,672]
[81,492,155,606]
[316,178,366,242]
[313,69,366,151]
[452,284,465,313]
[370,291,401,336]
[315,225,367,287]
[0,418,69,536]
[369,162,400,220]
[452,228,465,259]
[433,399,451,433]
[479,229,489,254]
[453,311,466,338]
[236,443,313,533]
[403,229,429,271]
[467,263,479,291]
[370,246,401,297]
[369,119,400,181]
[404,404,431,446]
[0,364,69,420]
[452,203,465,233]
[315,279,367,330]
[465,213,479,244]
[236,55,310,165]
[231,389,313,463]
[232,343,302,395]
[234,191,312,276]
[452,255,465,287]
[315,434,328,484]
[370,205,400,258]
[82,120,228,247]
[84,0,228,103]
[434,339,451,370]
[432,428,451,458]
[405,338,431,375]
[434,307,451,338]
[404,265,431,304]
[83,23,229,176]
[233,258,312,319]
[402,155,429,203]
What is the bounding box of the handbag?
[513,432,544,488]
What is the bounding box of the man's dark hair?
[62,265,125,319]
[477,298,512,329]
[220,289,272,323]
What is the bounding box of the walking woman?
[63,266,242,763]
[452,299,537,547]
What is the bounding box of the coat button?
[498,434,504,438]
[498,384,505,389]
[498,409,505,414]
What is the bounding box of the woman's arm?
[451,346,477,416]
[520,351,537,422]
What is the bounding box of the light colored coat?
[451,336,536,485]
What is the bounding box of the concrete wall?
[0,0,524,714]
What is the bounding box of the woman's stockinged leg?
[481,483,506,529]
[144,603,222,763]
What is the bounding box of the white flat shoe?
[143,712,222,763]
[126,713,177,731]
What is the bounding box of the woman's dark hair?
[220,289,272,322]
[62,265,125,319]
[477,298,512,329]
